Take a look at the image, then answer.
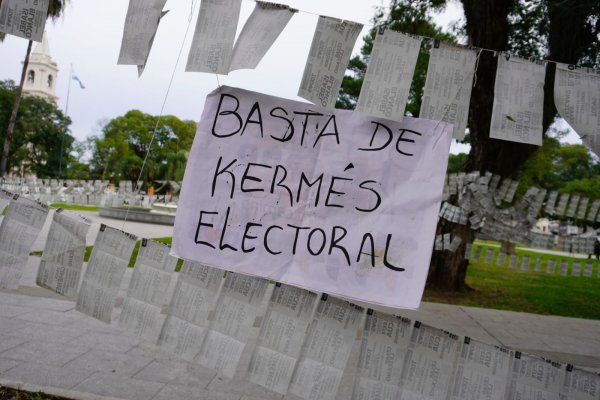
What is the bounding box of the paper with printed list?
[490,55,545,145]
[449,337,511,400]
[554,64,600,154]
[351,310,412,400]
[421,42,477,139]
[117,0,168,73]
[229,1,296,72]
[157,261,224,361]
[0,195,48,289]
[399,322,460,400]
[186,0,242,74]
[298,16,362,108]
[36,209,91,298]
[246,283,317,395]
[75,225,137,323]
[196,272,269,378]
[288,295,364,400]
[356,29,422,122]
[507,352,563,400]
[560,364,600,400]
[0,0,48,42]
[119,239,177,342]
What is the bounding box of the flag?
[72,75,85,89]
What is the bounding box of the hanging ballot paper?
[490,55,545,145]
[0,0,49,42]
[119,239,177,341]
[356,29,422,122]
[186,0,242,74]
[449,338,511,400]
[75,225,137,323]
[36,209,91,298]
[351,310,412,400]
[0,195,48,289]
[554,64,600,148]
[157,261,224,360]
[399,322,460,400]
[507,352,563,400]
[421,42,477,139]
[196,273,270,378]
[566,195,580,218]
[288,295,364,400]
[246,283,317,395]
[118,0,167,68]
[298,16,362,109]
[229,2,296,72]
[172,86,453,310]
[561,365,600,400]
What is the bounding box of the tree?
[0,0,69,177]
[88,110,196,185]
[0,80,74,178]
[339,0,600,290]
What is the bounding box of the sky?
[0,0,581,155]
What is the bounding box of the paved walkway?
[1,258,600,399]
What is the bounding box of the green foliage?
[447,153,467,173]
[0,80,76,178]
[88,111,196,185]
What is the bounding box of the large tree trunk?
[427,0,596,291]
[0,40,33,177]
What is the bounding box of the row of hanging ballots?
[116,0,600,149]
[2,194,600,399]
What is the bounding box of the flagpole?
[58,64,73,179]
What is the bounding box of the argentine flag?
[72,75,85,89]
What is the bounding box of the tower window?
[47,74,53,88]
[27,70,35,84]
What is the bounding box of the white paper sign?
[289,295,364,400]
[196,272,269,378]
[185,0,242,74]
[172,86,452,310]
[0,195,48,289]
[229,2,295,72]
[246,283,317,394]
[157,261,224,360]
[554,64,600,149]
[356,29,422,122]
[298,16,362,108]
[36,209,91,298]
[421,42,477,139]
[0,0,48,42]
[117,0,167,67]
[75,225,137,323]
[352,310,412,400]
[490,55,545,145]
[507,352,563,400]
[560,365,600,400]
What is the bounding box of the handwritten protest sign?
[173,86,452,309]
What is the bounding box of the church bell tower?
[22,33,59,102]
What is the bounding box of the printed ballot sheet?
[0,0,49,42]
[0,195,48,289]
[554,64,600,146]
[246,283,317,395]
[490,55,546,145]
[560,365,600,400]
[76,225,137,323]
[36,209,91,298]
[229,1,295,72]
[421,42,477,139]
[186,0,242,74]
[157,261,224,359]
[449,337,511,400]
[356,29,422,122]
[351,310,412,400]
[288,295,364,400]
[196,272,269,378]
[117,0,167,67]
[119,239,177,341]
[506,352,564,400]
[398,322,460,400]
[298,16,362,108]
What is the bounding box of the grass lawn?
[0,385,72,399]
[49,203,100,212]
[424,241,600,320]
